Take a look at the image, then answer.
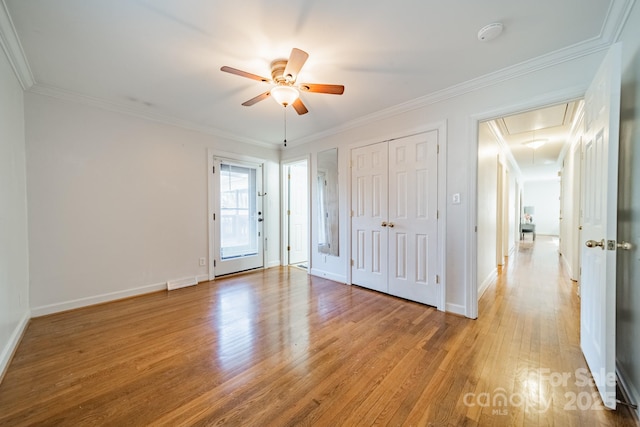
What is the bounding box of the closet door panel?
[388,132,439,305]
[351,142,388,293]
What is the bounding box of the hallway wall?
[0,44,29,378]
[523,180,561,235]
[476,122,499,292]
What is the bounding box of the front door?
[213,158,264,276]
[580,43,621,409]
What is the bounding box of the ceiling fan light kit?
[524,139,547,149]
[270,85,299,107]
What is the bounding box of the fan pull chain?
[283,106,287,147]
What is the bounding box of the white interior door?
[213,158,264,276]
[580,43,621,410]
[351,142,389,293]
[387,133,439,305]
[287,161,308,265]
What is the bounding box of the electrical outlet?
[452,193,461,204]
[199,257,206,266]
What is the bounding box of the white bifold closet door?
[351,132,439,306]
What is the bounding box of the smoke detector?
[477,23,504,41]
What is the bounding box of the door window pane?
[220,163,258,259]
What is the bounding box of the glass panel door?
[214,158,263,276]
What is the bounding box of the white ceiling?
[488,101,582,181]
[2,0,631,148]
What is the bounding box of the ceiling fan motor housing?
[271,59,290,84]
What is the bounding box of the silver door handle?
[585,239,605,250]
[617,241,632,251]
[257,218,263,222]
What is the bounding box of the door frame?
[281,155,310,267]
[346,121,448,311]
[207,148,267,280]
[468,87,585,318]
[496,160,505,266]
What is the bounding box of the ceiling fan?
[220,48,344,115]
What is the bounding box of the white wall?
[476,122,499,292]
[559,120,583,281]
[523,180,561,235]
[25,93,280,315]
[0,46,30,378]
[617,0,640,418]
[284,49,607,316]
[507,169,518,255]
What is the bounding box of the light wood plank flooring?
[0,236,636,426]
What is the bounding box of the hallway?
[474,235,634,425]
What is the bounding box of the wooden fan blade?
[283,48,309,82]
[242,91,271,106]
[221,66,271,83]
[292,98,308,115]
[299,83,344,95]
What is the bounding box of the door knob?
[388,222,395,228]
[257,218,263,222]
[585,239,605,250]
[381,222,388,227]
[617,241,632,251]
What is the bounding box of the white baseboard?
[0,310,30,383]
[617,362,640,421]
[446,303,466,316]
[196,274,210,283]
[266,260,281,268]
[560,254,577,282]
[478,268,498,299]
[31,281,167,317]
[309,268,346,284]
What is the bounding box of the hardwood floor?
[0,236,637,426]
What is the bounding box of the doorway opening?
[476,100,583,299]
[282,158,309,269]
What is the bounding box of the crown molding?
[291,37,616,148]
[607,0,637,42]
[28,83,276,150]
[290,0,637,148]
[0,0,34,89]
[486,120,524,180]
[7,0,633,151]
[559,100,586,163]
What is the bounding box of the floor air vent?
[167,276,198,291]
